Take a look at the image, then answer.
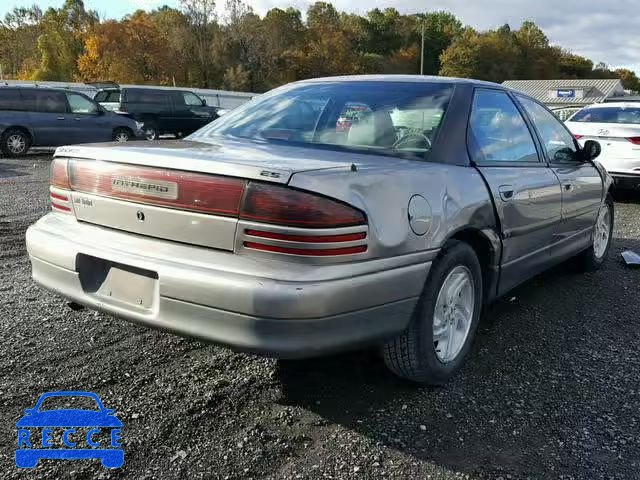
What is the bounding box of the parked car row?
[0,84,222,156]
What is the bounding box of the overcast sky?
[4,0,639,73]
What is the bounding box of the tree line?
[1,0,638,93]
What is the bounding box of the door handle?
[57,116,65,120]
[563,183,574,192]
[498,185,514,201]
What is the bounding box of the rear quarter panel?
[288,159,497,258]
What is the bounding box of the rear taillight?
[50,158,73,214]
[239,183,366,228]
[243,242,367,256]
[69,160,247,216]
[627,137,640,145]
[51,158,70,189]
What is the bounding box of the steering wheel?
[393,132,432,149]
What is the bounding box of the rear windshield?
[570,106,640,124]
[189,81,453,161]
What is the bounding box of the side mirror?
[201,98,207,106]
[105,408,115,415]
[582,139,601,161]
[24,409,34,414]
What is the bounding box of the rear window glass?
[0,89,22,110]
[126,89,169,103]
[570,106,640,124]
[95,91,120,103]
[20,90,67,113]
[190,81,453,161]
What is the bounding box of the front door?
[170,91,212,135]
[469,89,562,294]
[517,96,603,255]
[65,92,112,144]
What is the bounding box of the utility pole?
[0,64,3,81]
[420,21,425,75]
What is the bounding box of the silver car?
[26,76,613,384]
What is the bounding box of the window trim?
[466,87,544,168]
[514,93,583,166]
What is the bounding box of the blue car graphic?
[15,391,123,468]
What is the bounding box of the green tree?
[440,28,520,82]
[31,0,98,81]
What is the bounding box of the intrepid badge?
[112,176,178,200]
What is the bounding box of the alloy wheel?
[432,265,475,363]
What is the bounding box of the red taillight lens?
[51,158,71,189]
[627,137,640,145]
[243,242,367,256]
[240,183,366,228]
[574,134,583,140]
[245,229,366,243]
[69,160,247,216]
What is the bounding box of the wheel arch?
[445,226,502,306]
[2,125,34,143]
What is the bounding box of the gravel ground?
[1,153,639,479]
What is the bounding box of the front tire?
[1,128,31,157]
[142,121,159,141]
[574,194,614,271]
[383,241,483,385]
[113,127,132,142]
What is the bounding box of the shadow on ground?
[276,236,640,478]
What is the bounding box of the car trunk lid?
[566,121,640,159]
[53,139,357,250]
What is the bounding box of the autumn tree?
[615,68,640,92]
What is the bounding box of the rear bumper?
[610,172,640,189]
[26,214,434,357]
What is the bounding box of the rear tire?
[1,128,31,157]
[383,240,483,385]
[573,194,614,271]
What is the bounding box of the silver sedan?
[26,75,613,384]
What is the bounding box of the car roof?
[578,102,640,109]
[0,85,73,93]
[297,74,504,88]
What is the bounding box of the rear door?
[22,90,75,146]
[517,95,603,253]
[65,92,112,143]
[469,89,562,293]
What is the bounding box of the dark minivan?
[93,87,219,140]
[0,86,142,157]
